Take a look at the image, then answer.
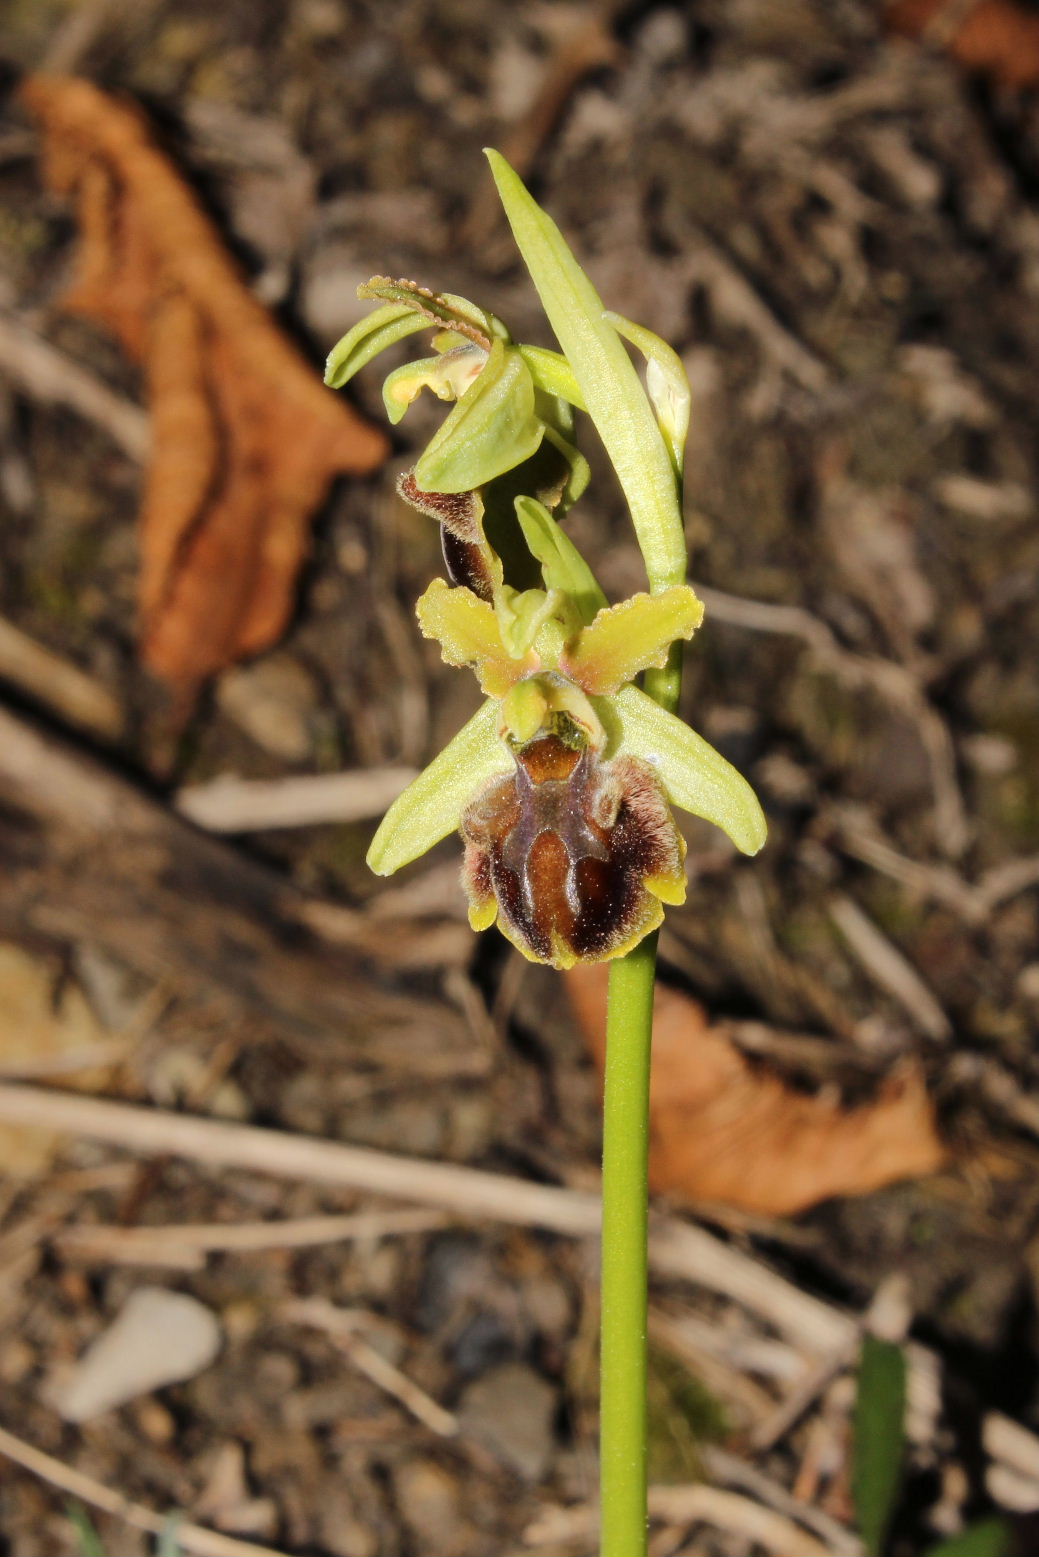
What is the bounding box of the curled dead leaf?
[21,74,388,696]
[568,965,946,1215]
[888,0,1039,90]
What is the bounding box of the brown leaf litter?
[568,965,946,1216]
[20,74,388,698]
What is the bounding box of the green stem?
[600,642,683,1557]
[601,937,658,1557]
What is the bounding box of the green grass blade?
[924,1519,1011,1557]
[853,1334,908,1556]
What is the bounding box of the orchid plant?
[326,151,766,1557]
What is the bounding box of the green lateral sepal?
[603,683,767,855]
[366,698,512,875]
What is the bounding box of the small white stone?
[51,1287,221,1422]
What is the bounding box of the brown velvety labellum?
[461,732,685,967]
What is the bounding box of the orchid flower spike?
[324,157,766,969]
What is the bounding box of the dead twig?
[175,766,416,832]
[685,236,832,395]
[524,1483,835,1555]
[54,1208,448,1270]
[703,1446,865,1556]
[0,616,124,740]
[0,1422,288,1557]
[832,807,1039,926]
[827,893,953,1043]
[284,1298,458,1437]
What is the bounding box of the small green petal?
[415,339,545,494]
[324,304,433,389]
[367,699,512,875]
[563,587,703,695]
[499,678,550,745]
[514,496,607,624]
[605,310,691,478]
[604,684,767,855]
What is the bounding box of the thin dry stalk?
[175,766,417,832]
[0,1422,288,1557]
[284,1298,458,1437]
[0,615,123,740]
[55,1208,447,1269]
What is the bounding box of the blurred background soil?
[3,1,1039,1553]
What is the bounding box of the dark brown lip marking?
[461,732,685,967]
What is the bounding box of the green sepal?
[514,495,606,624]
[366,698,512,875]
[486,150,686,593]
[603,684,767,855]
[324,304,433,390]
[415,339,544,494]
[564,587,703,694]
[605,310,691,478]
[518,344,586,411]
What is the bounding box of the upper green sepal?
[604,683,767,855]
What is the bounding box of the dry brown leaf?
[568,965,946,1215]
[888,0,1039,89]
[21,74,388,696]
